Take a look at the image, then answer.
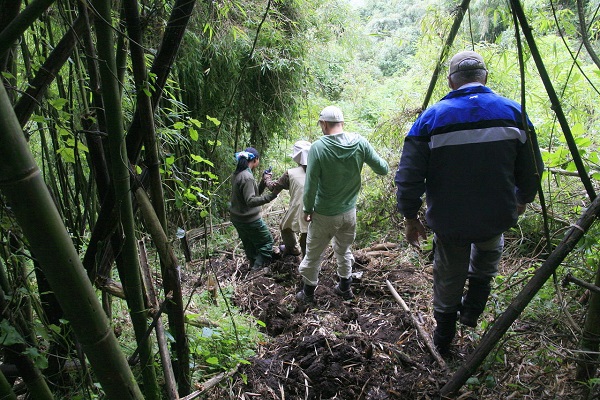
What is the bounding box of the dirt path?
[197,246,466,399]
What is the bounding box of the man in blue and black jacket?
[395,50,544,355]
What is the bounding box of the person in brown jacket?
[263,140,311,257]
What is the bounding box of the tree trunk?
[0,52,143,400]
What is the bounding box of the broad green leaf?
[571,122,584,136]
[202,171,218,180]
[0,320,26,346]
[57,147,76,163]
[189,128,198,141]
[206,357,219,365]
[173,121,185,130]
[575,136,591,148]
[31,114,46,123]
[190,118,202,128]
[22,347,48,369]
[206,115,221,126]
[49,98,68,110]
[184,192,196,201]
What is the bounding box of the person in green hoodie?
[229,147,279,270]
[296,106,389,303]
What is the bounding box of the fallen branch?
[365,250,395,258]
[180,365,240,400]
[363,242,399,252]
[385,280,446,369]
[379,342,426,370]
[185,314,220,328]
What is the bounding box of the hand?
[262,171,272,181]
[517,203,526,215]
[404,218,427,249]
[304,212,312,222]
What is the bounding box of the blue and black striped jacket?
[395,84,544,243]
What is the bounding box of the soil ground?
[181,206,597,399]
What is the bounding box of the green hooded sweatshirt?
[303,131,388,216]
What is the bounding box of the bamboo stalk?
[509,0,596,200]
[0,368,17,400]
[0,0,56,58]
[134,185,190,395]
[385,280,446,369]
[0,69,143,399]
[421,0,472,111]
[91,1,159,397]
[138,240,179,400]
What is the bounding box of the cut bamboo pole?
[385,280,446,369]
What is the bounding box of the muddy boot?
[296,283,316,303]
[299,233,307,258]
[334,277,354,300]
[252,254,271,271]
[433,311,457,355]
[460,278,492,327]
[281,229,301,256]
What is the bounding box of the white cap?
[291,140,311,165]
[318,106,344,123]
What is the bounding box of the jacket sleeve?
[514,126,544,204]
[363,140,389,176]
[241,175,277,207]
[395,135,429,219]
[303,147,320,214]
[264,171,289,195]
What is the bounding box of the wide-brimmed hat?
[291,140,311,165]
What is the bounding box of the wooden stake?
[385,280,446,369]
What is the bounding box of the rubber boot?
[460,278,492,327]
[433,311,458,355]
[296,283,316,303]
[299,233,307,258]
[281,229,301,256]
[252,254,271,270]
[334,277,354,300]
